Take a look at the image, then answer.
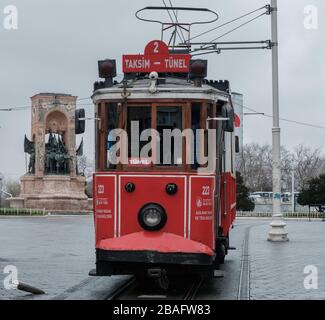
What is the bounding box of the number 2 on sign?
[153,41,159,53]
[202,186,210,196]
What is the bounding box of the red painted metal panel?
[123,54,191,73]
[98,231,214,256]
[220,172,236,237]
[94,175,116,246]
[93,172,233,256]
[122,40,191,73]
[144,40,170,56]
[119,175,186,238]
[189,176,215,250]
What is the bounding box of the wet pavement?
[0,216,95,299]
[0,216,325,300]
[249,220,325,300]
[200,219,325,300]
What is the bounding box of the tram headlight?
[189,60,208,79]
[98,59,117,78]
[138,203,167,231]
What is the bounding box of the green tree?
[236,172,255,211]
[298,174,325,206]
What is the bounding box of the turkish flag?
[235,113,241,128]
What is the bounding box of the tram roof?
[92,76,230,103]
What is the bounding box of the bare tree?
[85,178,93,198]
[237,143,273,191]
[293,145,325,191]
[77,156,94,179]
[4,178,21,197]
[238,143,322,193]
[77,156,94,198]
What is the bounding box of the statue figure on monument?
[45,132,71,175]
[24,135,35,174]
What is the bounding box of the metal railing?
[0,208,46,216]
[236,211,325,219]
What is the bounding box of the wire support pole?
[268,0,289,242]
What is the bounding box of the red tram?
[91,39,237,284]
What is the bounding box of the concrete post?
[268,0,289,242]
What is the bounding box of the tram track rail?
[183,277,204,300]
[237,226,252,300]
[108,276,204,300]
[106,277,137,300]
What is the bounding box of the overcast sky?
[0,0,324,178]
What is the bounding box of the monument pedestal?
[8,197,25,209]
[12,174,91,212]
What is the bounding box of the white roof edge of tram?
[91,86,230,103]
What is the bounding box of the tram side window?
[191,103,201,169]
[106,103,120,169]
[127,106,152,161]
[157,106,182,166]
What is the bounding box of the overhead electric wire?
[1,100,325,131]
[0,106,30,111]
[237,103,325,130]
[189,5,267,42]
[200,12,268,51]
[162,0,185,44]
[0,102,93,111]
[168,0,186,44]
[77,97,92,101]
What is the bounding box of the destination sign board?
[122,40,191,73]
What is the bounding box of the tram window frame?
[191,102,201,170]
[96,102,107,171]
[96,100,217,172]
[95,103,100,170]
[126,104,153,167]
[191,102,216,171]
[123,102,187,171]
[156,105,184,168]
[106,102,120,170]
[96,101,123,172]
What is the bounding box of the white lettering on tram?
[124,58,150,70]
[164,58,187,69]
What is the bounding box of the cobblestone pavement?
[0,216,324,299]
[0,216,94,299]
[249,219,325,300]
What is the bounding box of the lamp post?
[267,0,288,241]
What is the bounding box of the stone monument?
[10,93,90,212]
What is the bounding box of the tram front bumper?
[95,232,215,275]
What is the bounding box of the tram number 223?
[202,186,210,196]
